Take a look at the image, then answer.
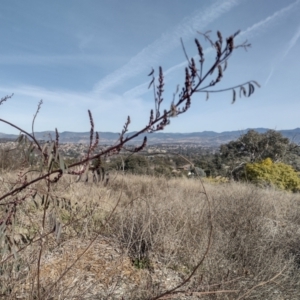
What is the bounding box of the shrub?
[124,155,149,174]
[204,175,229,184]
[217,129,300,180]
[245,158,300,192]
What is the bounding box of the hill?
[1,128,300,146]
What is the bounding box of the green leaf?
[55,221,62,242]
[15,133,24,144]
[232,89,236,104]
[32,198,39,209]
[223,60,227,72]
[47,142,55,157]
[248,83,254,97]
[148,78,154,89]
[20,233,28,244]
[42,142,48,155]
[59,153,66,172]
[240,86,247,98]
[252,80,261,88]
[48,153,53,169]
[12,243,19,260]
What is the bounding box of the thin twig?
[0,94,13,105]
[236,267,286,300]
[32,100,43,140]
[0,118,43,153]
[160,289,239,299]
[180,38,191,64]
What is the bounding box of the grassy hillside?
[1,172,300,299]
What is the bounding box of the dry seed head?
[55,128,59,148]
[215,41,222,58]
[217,30,223,45]
[170,103,178,117]
[185,67,191,92]
[88,110,94,148]
[90,131,99,153]
[157,109,170,129]
[195,38,204,61]
[185,94,191,111]
[88,110,94,129]
[149,109,154,125]
[159,66,164,84]
[190,58,197,77]
[216,65,223,82]
[157,66,164,98]
[226,36,234,53]
[134,136,147,152]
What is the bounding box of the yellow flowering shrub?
[204,176,229,184]
[245,158,300,192]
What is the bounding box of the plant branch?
[32,100,43,140]
[0,118,43,153]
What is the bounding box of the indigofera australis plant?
[0,30,262,299]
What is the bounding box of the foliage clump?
[221,130,291,163]
[218,129,300,180]
[204,175,229,184]
[245,157,300,192]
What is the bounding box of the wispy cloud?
[0,54,124,66]
[93,0,243,94]
[0,85,95,107]
[0,84,151,133]
[76,33,95,52]
[126,0,300,98]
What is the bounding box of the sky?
[0,0,300,135]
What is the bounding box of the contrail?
[238,0,300,40]
[265,22,300,85]
[93,0,243,94]
[265,67,275,86]
[283,24,300,58]
[125,0,300,98]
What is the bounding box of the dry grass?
[1,172,300,299]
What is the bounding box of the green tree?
[221,130,290,163]
[220,130,295,179]
[124,155,149,174]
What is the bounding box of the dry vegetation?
[1,172,300,299]
[1,29,291,299]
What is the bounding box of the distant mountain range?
[1,128,300,147]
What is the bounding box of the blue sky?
[0,0,300,134]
